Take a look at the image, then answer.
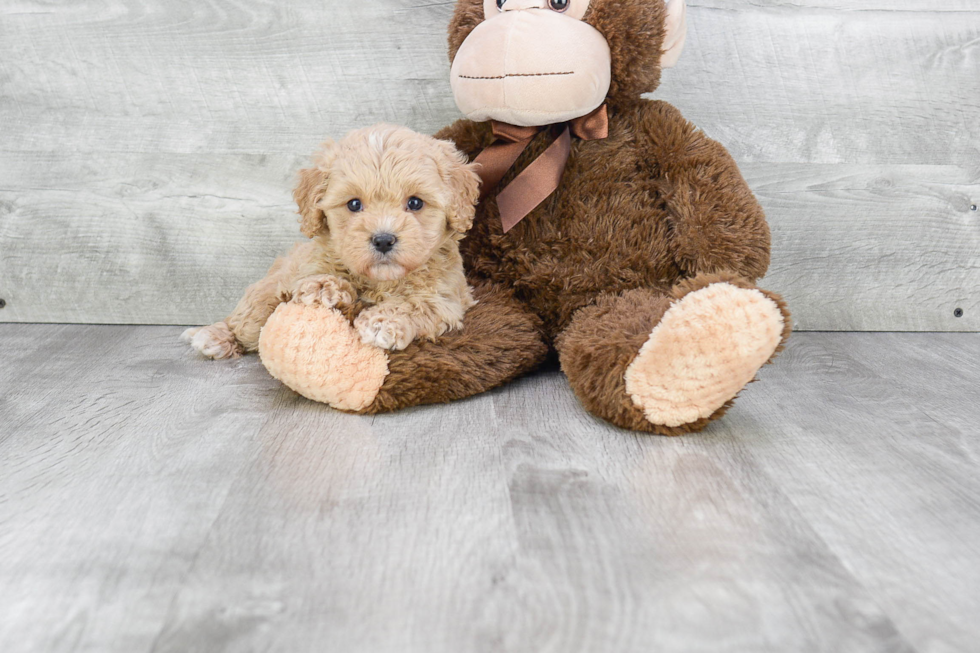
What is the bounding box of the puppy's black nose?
[371,232,397,254]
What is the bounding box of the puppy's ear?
[435,140,481,234]
[295,140,336,238]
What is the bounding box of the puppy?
[182,124,481,358]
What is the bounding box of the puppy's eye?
[347,199,363,212]
[548,0,569,10]
[407,197,424,212]
[496,0,505,8]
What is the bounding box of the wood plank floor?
[0,326,978,653]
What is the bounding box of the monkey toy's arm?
[635,100,772,283]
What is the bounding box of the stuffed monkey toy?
[259,0,791,434]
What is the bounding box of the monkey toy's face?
[451,0,610,126]
[450,0,688,127]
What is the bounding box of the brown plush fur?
[555,287,676,432]
[366,282,549,413]
[442,98,774,340]
[355,0,791,431]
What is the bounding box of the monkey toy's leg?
[365,284,548,412]
[260,283,549,413]
[555,273,792,435]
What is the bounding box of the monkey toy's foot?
[624,282,786,429]
[259,302,390,411]
[557,275,791,435]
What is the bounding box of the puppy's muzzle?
[370,232,397,254]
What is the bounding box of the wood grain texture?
[757,164,980,331]
[2,325,979,652]
[0,325,282,651]
[660,4,980,167]
[691,1,980,15]
[0,0,977,328]
[726,332,980,653]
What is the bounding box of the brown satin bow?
[473,104,609,233]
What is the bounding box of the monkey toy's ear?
[661,0,688,69]
[294,141,336,238]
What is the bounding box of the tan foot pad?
[259,303,389,411]
[624,283,785,428]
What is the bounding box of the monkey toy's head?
[449,0,687,127]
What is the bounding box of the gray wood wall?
[1,0,977,330]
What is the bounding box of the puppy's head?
[294,125,481,282]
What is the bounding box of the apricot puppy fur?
[182,124,482,357]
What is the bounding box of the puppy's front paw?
[181,322,244,360]
[354,308,415,351]
[291,275,355,308]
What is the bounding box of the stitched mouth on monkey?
[456,71,575,81]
